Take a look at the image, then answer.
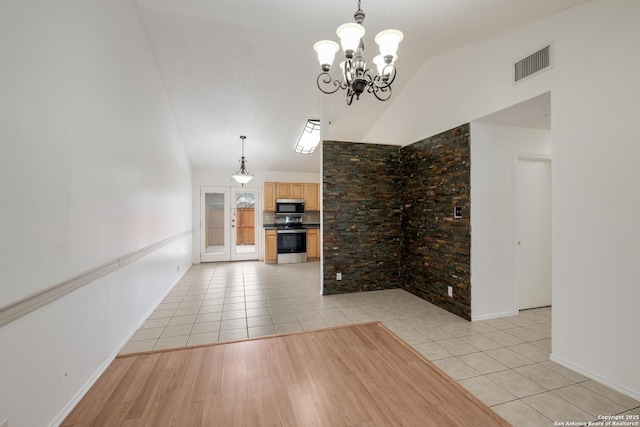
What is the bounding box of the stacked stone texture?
[322,141,403,294]
[400,124,471,320]
[321,125,471,320]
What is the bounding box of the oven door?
[276,229,307,264]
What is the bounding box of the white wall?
[190,168,320,263]
[550,0,640,400]
[470,122,551,320]
[369,0,640,400]
[0,0,193,425]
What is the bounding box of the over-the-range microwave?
[276,199,305,215]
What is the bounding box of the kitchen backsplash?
[263,210,320,225]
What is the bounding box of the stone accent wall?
[321,125,471,320]
[400,124,471,320]
[322,140,403,294]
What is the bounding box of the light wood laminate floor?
[115,261,639,426]
[63,323,511,426]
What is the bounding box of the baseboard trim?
[49,347,118,427]
[48,258,190,427]
[549,353,640,401]
[0,230,192,327]
[471,310,519,322]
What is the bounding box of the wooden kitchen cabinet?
[304,183,319,211]
[266,182,319,211]
[306,228,320,261]
[264,182,276,211]
[290,183,304,199]
[276,183,290,199]
[265,230,277,264]
[276,182,304,199]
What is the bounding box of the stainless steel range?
[274,216,307,264]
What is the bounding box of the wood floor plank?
[62,322,511,426]
[63,357,136,424]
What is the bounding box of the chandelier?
[313,0,403,105]
[231,135,253,186]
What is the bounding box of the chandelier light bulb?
[314,40,340,71]
[375,29,404,57]
[336,23,365,55]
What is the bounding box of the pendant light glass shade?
[375,29,403,57]
[314,40,340,69]
[231,173,253,185]
[373,54,397,75]
[336,23,365,54]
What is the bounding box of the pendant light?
[231,135,253,186]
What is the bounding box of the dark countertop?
[264,224,320,230]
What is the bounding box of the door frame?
[200,186,261,263]
[512,154,552,312]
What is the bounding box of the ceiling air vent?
[514,44,553,84]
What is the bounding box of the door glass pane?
[235,192,256,254]
[205,192,225,254]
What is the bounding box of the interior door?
[515,157,552,310]
[201,186,260,263]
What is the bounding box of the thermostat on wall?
[454,206,462,219]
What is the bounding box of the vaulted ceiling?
[134,0,587,173]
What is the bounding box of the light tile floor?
[120,261,639,427]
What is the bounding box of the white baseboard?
[49,348,118,427]
[48,265,189,427]
[471,310,519,321]
[550,353,640,402]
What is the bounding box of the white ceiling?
[134,0,586,173]
[476,92,551,130]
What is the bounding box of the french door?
[200,186,260,262]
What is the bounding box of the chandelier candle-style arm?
[313,0,403,104]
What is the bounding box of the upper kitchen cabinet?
[304,183,319,211]
[264,182,276,211]
[275,183,289,199]
[265,182,320,211]
[276,182,304,199]
[290,183,304,199]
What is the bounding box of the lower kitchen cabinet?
[265,230,277,264]
[307,228,319,261]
